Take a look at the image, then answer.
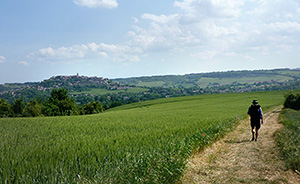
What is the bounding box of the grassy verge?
[275,109,300,172]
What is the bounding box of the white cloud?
[18,61,30,66]
[267,21,300,33]
[29,42,141,63]
[129,13,197,52]
[132,17,139,23]
[74,0,118,9]
[113,54,140,63]
[248,46,269,56]
[192,50,218,59]
[141,14,179,24]
[36,46,86,59]
[0,56,5,63]
[174,0,244,24]
[243,55,256,61]
[27,0,300,69]
[128,0,300,61]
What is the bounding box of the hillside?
[0,74,123,94]
[0,74,146,105]
[1,68,300,106]
[114,68,300,88]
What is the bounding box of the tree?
[23,99,43,117]
[0,99,13,117]
[82,101,104,115]
[42,88,75,116]
[12,98,25,117]
[110,101,123,108]
[50,88,69,101]
[42,102,60,116]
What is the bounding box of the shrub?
[283,91,300,110]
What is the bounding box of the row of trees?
[0,88,104,118]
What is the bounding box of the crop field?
[0,91,286,183]
[196,75,293,88]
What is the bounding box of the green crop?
[0,91,285,183]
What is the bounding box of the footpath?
[180,106,300,184]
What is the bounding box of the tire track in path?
[180,106,300,184]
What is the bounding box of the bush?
[283,91,300,110]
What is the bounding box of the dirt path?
[180,106,300,184]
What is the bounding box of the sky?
[1,0,300,84]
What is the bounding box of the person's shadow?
[224,139,250,144]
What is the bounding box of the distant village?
[0,74,132,97]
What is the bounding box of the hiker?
[247,100,263,141]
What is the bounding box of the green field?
[129,75,294,88]
[114,69,300,88]
[277,70,300,77]
[0,91,286,183]
[196,75,293,88]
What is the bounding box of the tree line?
[0,88,104,118]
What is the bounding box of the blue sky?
[1,0,300,84]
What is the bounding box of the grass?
[275,108,300,171]
[0,91,286,183]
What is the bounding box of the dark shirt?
[248,105,263,119]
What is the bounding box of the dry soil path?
[180,106,300,184]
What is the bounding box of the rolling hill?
[0,68,300,106]
[114,68,300,88]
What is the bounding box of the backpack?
[250,105,261,120]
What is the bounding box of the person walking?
[247,100,263,141]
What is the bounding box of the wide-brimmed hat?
[252,100,258,104]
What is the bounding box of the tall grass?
[275,109,300,171]
[0,91,285,183]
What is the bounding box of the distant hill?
[0,74,146,104]
[1,68,300,106]
[114,68,300,88]
[1,75,117,92]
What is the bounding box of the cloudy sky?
[1,0,300,84]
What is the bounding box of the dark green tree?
[42,88,75,116]
[23,99,43,117]
[82,101,104,115]
[12,98,25,117]
[0,99,13,117]
[42,102,60,116]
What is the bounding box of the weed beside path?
[180,106,300,184]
